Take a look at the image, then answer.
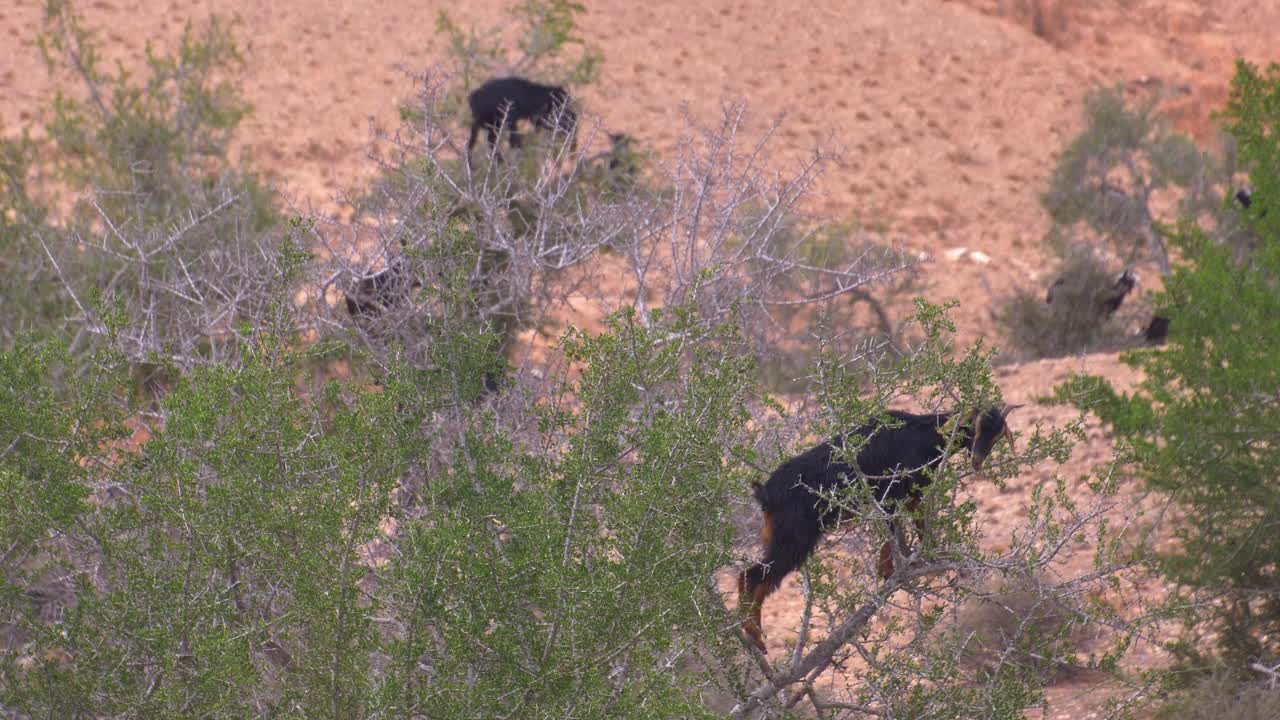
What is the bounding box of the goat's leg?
[737,566,770,653]
[738,508,778,653]
[907,496,929,549]
[878,498,930,578]
[482,125,504,163]
[878,517,914,579]
[738,508,819,653]
[878,537,894,579]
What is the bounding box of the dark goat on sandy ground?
[738,404,1020,653]
[467,77,577,159]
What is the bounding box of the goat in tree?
[738,404,1021,653]
[467,77,577,159]
[344,256,421,319]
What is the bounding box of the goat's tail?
[751,481,768,508]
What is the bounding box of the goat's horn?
[1001,403,1024,417]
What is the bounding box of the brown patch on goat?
[738,509,777,653]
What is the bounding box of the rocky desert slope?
[3,0,1276,716]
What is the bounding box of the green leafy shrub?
[0,302,763,718]
[1052,60,1280,671]
[0,134,66,346]
[0,297,1145,719]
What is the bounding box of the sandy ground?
[3,0,1278,715]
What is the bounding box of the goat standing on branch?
[738,404,1021,653]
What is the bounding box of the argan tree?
[26,0,284,378]
[999,85,1239,360]
[1053,60,1280,678]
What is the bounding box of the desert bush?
[995,247,1142,360]
[0,134,66,347]
[945,571,1081,679]
[319,75,918,390]
[329,0,917,389]
[0,301,762,718]
[1001,84,1250,359]
[0,296,1149,720]
[742,206,920,390]
[1156,672,1280,720]
[1041,85,1223,276]
[17,0,286,380]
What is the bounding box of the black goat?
[467,77,577,158]
[738,405,1020,653]
[1143,315,1170,345]
[1045,276,1066,304]
[344,257,421,318]
[1237,188,1268,219]
[1045,268,1137,317]
[1098,269,1138,316]
[605,133,635,171]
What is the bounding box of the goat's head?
[1115,269,1139,293]
[541,88,578,148]
[965,403,1022,471]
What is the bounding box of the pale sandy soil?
[3,0,1277,715]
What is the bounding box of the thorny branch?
[319,73,917,381]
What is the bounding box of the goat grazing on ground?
[344,256,421,319]
[467,77,577,159]
[737,404,1021,653]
